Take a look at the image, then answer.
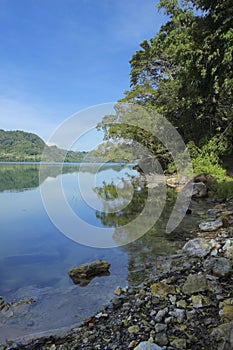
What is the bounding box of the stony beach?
[1,196,233,350]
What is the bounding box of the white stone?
[134,341,164,350]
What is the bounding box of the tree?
[111,0,233,150]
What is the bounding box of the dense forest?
[0,129,88,162]
[96,0,233,195]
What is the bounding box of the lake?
[0,163,207,342]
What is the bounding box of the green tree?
[113,0,232,148]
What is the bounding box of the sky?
[0,0,167,150]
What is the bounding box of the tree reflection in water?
[94,176,190,285]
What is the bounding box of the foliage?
[96,0,233,199]
[0,129,88,162]
[187,136,228,180]
[213,180,233,199]
[121,0,233,147]
[187,136,233,198]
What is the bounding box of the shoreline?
[2,196,233,349]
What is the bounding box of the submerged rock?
[68,260,110,286]
[0,296,13,318]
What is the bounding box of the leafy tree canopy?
[0,129,88,162]
[97,0,233,165]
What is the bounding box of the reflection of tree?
[0,164,79,192]
[95,178,190,285]
[95,177,148,227]
[0,163,138,193]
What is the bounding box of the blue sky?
[0,0,167,150]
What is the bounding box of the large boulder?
[182,238,218,258]
[68,260,110,286]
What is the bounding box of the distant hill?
[0,129,88,162]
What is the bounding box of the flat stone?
[154,333,169,346]
[154,307,168,322]
[182,238,217,257]
[134,341,164,350]
[199,219,223,232]
[176,300,187,308]
[204,257,232,277]
[220,305,233,321]
[182,273,208,294]
[154,323,167,332]
[170,337,187,348]
[150,282,175,298]
[128,325,140,334]
[219,298,233,321]
[190,295,213,308]
[169,308,185,322]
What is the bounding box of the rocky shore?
[2,198,233,350]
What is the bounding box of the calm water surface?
[0,163,208,341]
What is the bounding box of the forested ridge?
[96,0,233,196]
[0,129,87,162]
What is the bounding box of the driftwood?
[68,260,110,286]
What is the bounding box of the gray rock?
[154,323,167,333]
[222,239,233,251]
[169,308,186,322]
[204,257,232,277]
[183,238,217,257]
[211,321,233,350]
[182,273,208,294]
[154,307,168,322]
[134,341,164,350]
[199,219,223,231]
[207,208,223,218]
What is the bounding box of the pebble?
[134,341,164,350]
[2,200,233,350]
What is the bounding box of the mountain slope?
[0,129,87,162]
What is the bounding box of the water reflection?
[0,162,128,193]
[0,163,210,341]
[94,178,208,284]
